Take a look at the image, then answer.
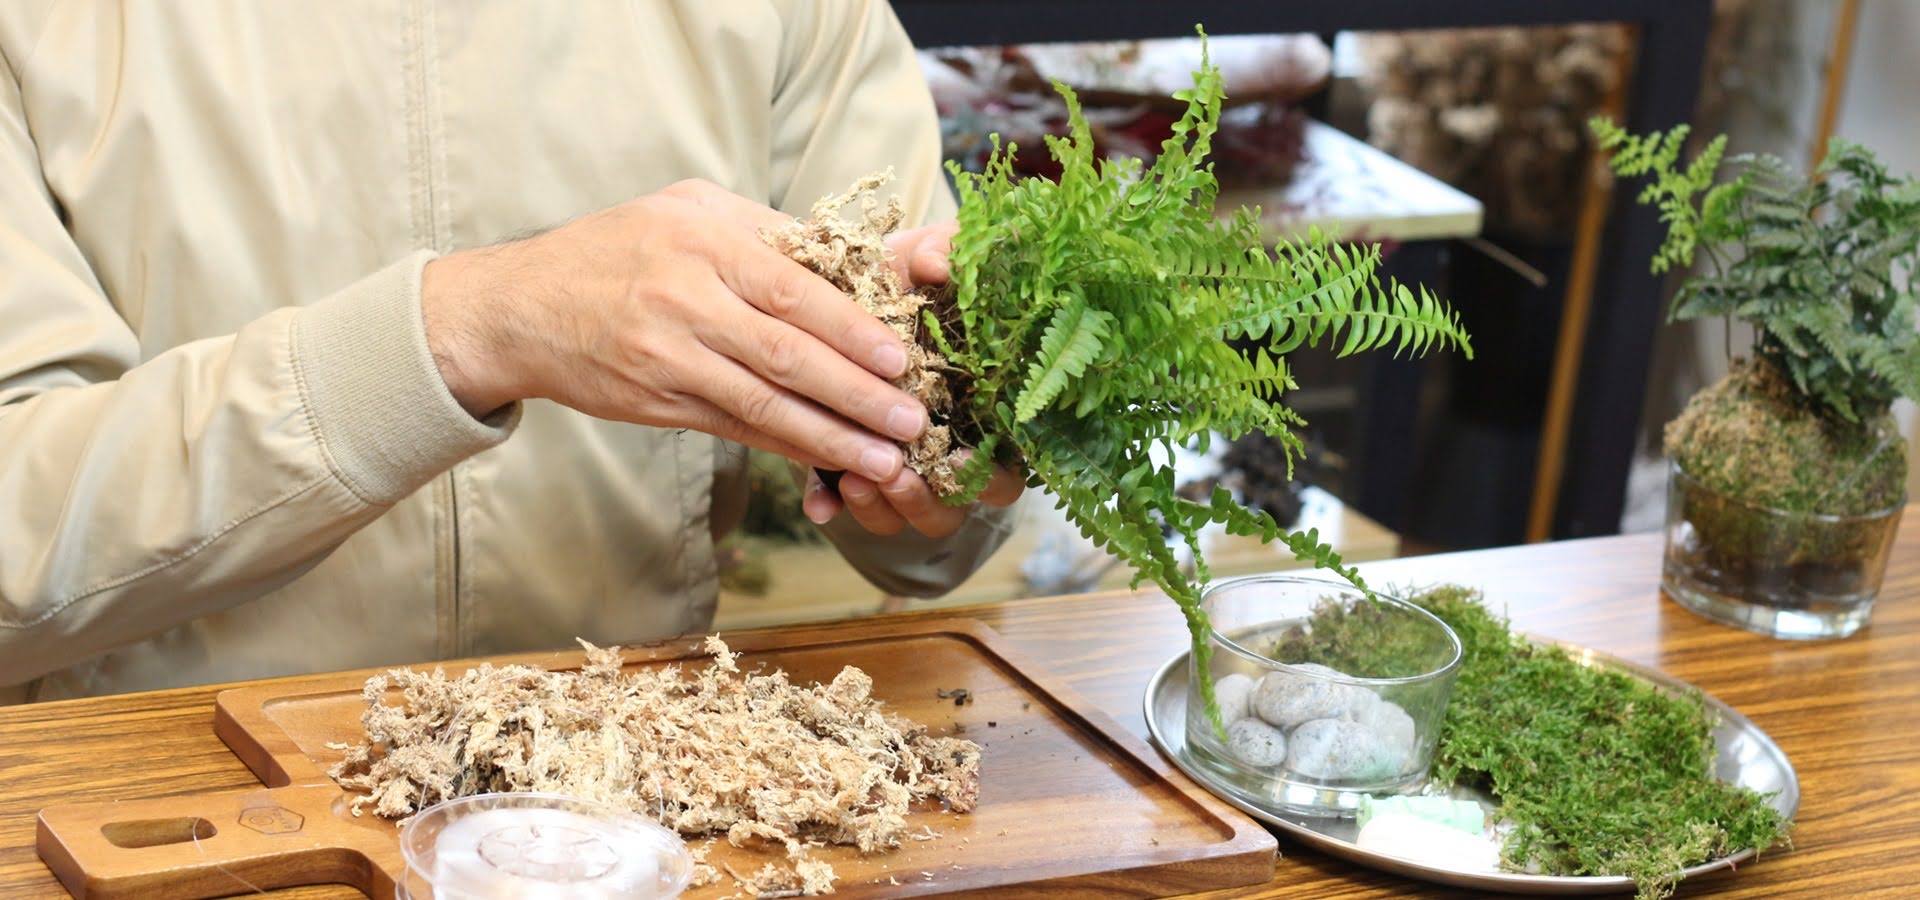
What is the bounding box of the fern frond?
[935,434,1002,507]
[1861,337,1920,400]
[1591,118,1728,274]
[1013,297,1113,422]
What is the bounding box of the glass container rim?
[1668,458,1908,522]
[1201,573,1464,685]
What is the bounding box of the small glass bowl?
[396,793,693,900]
[1184,575,1463,818]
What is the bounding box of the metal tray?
[1143,642,1799,894]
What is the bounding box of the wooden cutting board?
[36,618,1275,898]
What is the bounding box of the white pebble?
[1353,700,1418,772]
[1285,718,1396,781]
[1214,673,1255,725]
[1226,717,1289,767]
[1253,664,1365,728]
[1338,685,1384,727]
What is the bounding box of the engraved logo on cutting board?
[238,806,305,835]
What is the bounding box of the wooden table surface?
[5,518,1917,899]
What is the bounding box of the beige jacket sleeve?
[766,0,1013,597]
[0,61,514,685]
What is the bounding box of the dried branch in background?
[1355,26,1626,237]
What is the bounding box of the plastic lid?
[397,793,694,900]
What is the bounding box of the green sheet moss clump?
[1278,584,1791,899]
[1667,357,1905,517]
[1269,598,1440,680]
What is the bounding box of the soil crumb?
[935,687,973,706]
[328,636,981,895]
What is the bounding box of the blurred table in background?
[1224,119,1481,244]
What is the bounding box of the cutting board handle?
[36,785,392,899]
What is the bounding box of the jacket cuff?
[291,251,519,505]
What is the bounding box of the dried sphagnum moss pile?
[329,637,981,894]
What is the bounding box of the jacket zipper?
[446,470,463,656]
[405,0,460,656]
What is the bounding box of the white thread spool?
[396,793,692,899]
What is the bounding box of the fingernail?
[860,445,899,481]
[803,484,832,524]
[873,343,908,377]
[886,404,926,440]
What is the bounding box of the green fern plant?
[1592,118,1920,425]
[932,33,1473,729]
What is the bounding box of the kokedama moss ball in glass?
[1661,359,1907,639]
[1185,575,1462,818]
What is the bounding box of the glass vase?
[1663,461,1904,640]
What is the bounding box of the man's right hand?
[419,179,927,483]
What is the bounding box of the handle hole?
[100,817,217,848]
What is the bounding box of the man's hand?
[421,179,926,483]
[798,221,1026,537]
[803,456,1024,538]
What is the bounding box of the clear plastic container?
[395,793,694,900]
[1185,575,1462,818]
